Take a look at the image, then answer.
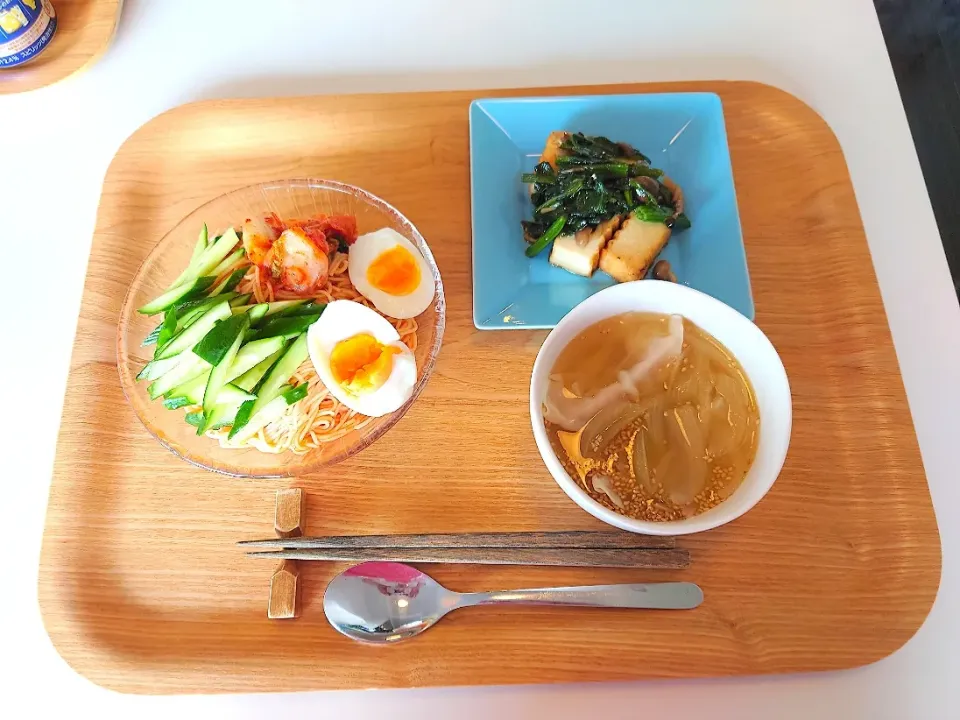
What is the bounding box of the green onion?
[521,172,556,184]
[555,155,591,167]
[634,205,673,224]
[282,383,310,404]
[525,215,567,257]
[629,165,664,179]
[535,178,583,214]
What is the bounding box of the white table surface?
[3,0,959,716]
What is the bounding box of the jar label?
[0,0,57,68]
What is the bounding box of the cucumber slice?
[175,291,237,316]
[160,227,242,296]
[167,373,254,406]
[199,315,250,434]
[228,336,307,437]
[163,395,192,410]
[209,247,246,280]
[190,227,242,277]
[151,295,228,358]
[228,400,255,439]
[168,338,285,405]
[230,293,252,307]
[141,324,162,347]
[194,313,250,366]
[248,334,309,417]
[210,266,248,296]
[232,348,284,392]
[169,292,237,337]
[221,383,258,405]
[264,299,309,317]
[247,312,322,341]
[156,306,180,348]
[155,301,231,359]
[190,224,208,263]
[229,300,314,322]
[227,383,308,444]
[227,390,288,444]
[230,336,286,378]
[148,352,209,399]
[167,373,208,403]
[250,304,269,322]
[136,353,181,381]
[169,224,210,289]
[232,303,269,323]
[152,295,236,358]
[281,300,326,317]
[168,336,282,403]
[185,411,204,427]
[137,275,216,316]
[201,397,248,431]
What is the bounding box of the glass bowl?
[117,179,445,478]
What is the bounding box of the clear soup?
[543,311,760,521]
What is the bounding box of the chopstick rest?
[267,488,304,619]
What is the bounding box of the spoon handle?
[460,582,703,610]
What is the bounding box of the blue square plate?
[469,93,752,329]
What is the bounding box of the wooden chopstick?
[245,546,689,569]
[239,530,675,550]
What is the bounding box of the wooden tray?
[38,82,941,694]
[1,0,122,95]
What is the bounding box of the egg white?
[348,228,435,320]
[307,300,417,417]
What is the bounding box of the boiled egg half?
[307,300,417,417]
[348,228,435,319]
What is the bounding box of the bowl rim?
[116,177,446,478]
[529,280,791,535]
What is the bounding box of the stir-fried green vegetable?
[521,133,690,253]
[525,215,568,258]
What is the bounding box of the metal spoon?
[323,561,703,644]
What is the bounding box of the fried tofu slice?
[599,215,671,282]
[539,131,569,169]
[529,131,570,199]
[549,217,621,277]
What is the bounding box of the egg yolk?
[329,333,400,395]
[366,245,421,296]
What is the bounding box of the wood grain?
[0,0,122,95]
[37,82,941,694]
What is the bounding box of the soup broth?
[543,312,760,521]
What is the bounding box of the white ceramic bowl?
[529,281,792,535]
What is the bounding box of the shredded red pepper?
[264,212,286,237]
